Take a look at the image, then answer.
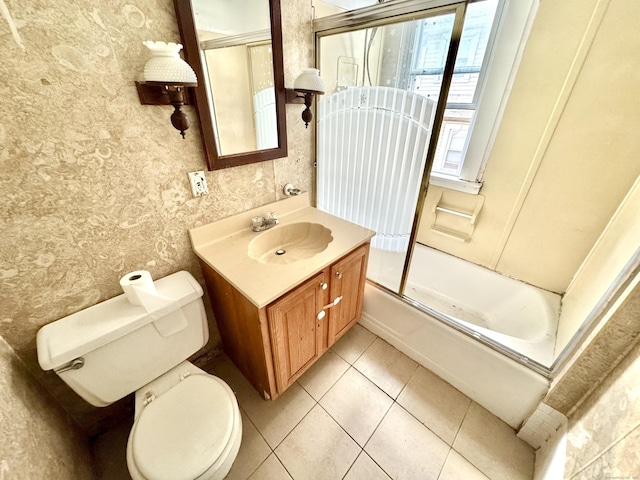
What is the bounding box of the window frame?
[436,0,538,193]
[312,0,538,194]
[399,0,538,193]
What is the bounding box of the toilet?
[36,271,242,480]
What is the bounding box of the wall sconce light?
[135,41,197,139]
[285,68,325,128]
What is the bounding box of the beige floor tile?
[320,367,393,446]
[211,354,262,406]
[397,366,471,445]
[330,323,377,364]
[241,382,315,449]
[353,337,418,398]
[225,411,272,480]
[365,403,450,479]
[343,452,391,480]
[453,403,534,480]
[275,405,361,480]
[297,349,350,401]
[439,450,490,480]
[248,454,293,480]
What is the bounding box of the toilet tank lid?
[36,271,204,371]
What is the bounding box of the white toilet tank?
[37,271,209,407]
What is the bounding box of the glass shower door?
[316,6,463,293]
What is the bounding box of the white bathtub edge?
[361,283,550,428]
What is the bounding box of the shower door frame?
[314,0,563,378]
[314,0,467,287]
[314,0,640,381]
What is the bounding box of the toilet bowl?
[126,362,242,480]
[35,271,242,480]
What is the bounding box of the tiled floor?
[93,324,535,480]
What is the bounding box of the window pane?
[449,0,498,104]
[431,109,473,176]
[421,0,498,177]
[411,0,498,106]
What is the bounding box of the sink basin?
[248,222,333,265]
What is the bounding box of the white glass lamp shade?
[142,41,197,84]
[294,68,325,94]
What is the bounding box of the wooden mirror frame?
[173,0,288,170]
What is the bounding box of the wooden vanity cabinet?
[267,272,327,393]
[200,243,369,400]
[327,245,369,346]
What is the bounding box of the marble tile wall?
[0,0,313,435]
[0,335,94,479]
[546,280,640,415]
[564,337,640,478]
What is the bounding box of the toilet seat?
[129,374,239,480]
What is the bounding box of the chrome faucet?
[252,211,279,232]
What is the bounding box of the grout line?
[272,449,297,480]
[452,399,473,445]
[395,362,419,401]
[360,403,397,479]
[270,389,319,451]
[245,453,272,479]
[236,405,277,478]
[446,402,494,478]
[568,419,640,479]
[297,356,352,403]
[435,448,454,480]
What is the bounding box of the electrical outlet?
[188,171,209,197]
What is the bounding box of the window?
[412,0,537,193]
[313,0,537,194]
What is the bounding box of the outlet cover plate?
[188,171,209,197]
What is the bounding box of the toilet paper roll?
[119,270,188,337]
[119,270,157,306]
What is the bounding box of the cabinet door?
[267,273,326,393]
[327,243,369,346]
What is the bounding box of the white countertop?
[189,193,375,308]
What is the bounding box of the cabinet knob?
[320,282,328,290]
[317,310,326,321]
[336,271,343,279]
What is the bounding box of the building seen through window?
[410,0,499,177]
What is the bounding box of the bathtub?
[360,245,560,428]
[406,245,561,366]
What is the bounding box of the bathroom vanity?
[190,194,374,399]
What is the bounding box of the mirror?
[174,0,287,170]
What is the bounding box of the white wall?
[555,176,640,356]
[418,0,640,295]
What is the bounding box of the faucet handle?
[267,211,278,220]
[252,216,264,230]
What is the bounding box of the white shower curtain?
[317,86,436,252]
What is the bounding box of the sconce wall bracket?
[135,81,197,138]
[135,81,195,106]
[286,88,322,128]
[284,88,306,105]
